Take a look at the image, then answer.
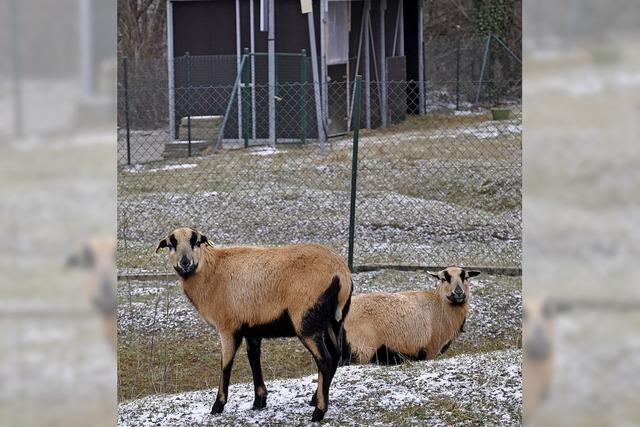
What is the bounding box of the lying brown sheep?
[156,227,352,422]
[340,266,479,364]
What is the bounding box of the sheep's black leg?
[326,327,341,385]
[211,333,242,414]
[246,336,267,409]
[310,326,341,407]
[301,335,333,422]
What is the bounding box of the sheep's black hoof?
[211,400,225,414]
[309,392,317,407]
[252,395,267,409]
[311,408,325,422]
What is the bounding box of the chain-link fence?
[425,34,522,111]
[116,51,521,404]
[118,57,520,273]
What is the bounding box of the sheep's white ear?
[427,271,441,279]
[155,238,169,253]
[467,270,481,278]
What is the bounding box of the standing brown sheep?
[156,227,352,422]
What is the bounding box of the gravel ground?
[118,349,522,426]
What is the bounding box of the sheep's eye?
[441,278,446,282]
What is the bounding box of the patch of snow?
[122,164,144,173]
[118,349,522,426]
[126,287,165,297]
[189,116,222,120]
[149,164,198,172]
[123,164,198,174]
[248,147,284,156]
[453,110,483,116]
[432,121,522,140]
[168,140,209,145]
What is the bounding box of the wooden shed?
[167,0,425,143]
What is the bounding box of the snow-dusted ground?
[118,349,521,426]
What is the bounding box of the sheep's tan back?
[345,292,437,361]
[195,244,351,333]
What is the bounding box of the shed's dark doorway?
[403,0,420,115]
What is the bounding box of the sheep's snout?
[447,285,466,305]
[179,255,191,269]
[174,255,198,278]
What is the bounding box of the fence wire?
[424,34,522,110]
[118,62,520,272]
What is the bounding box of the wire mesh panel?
[349,81,521,268]
[118,54,521,275]
[425,35,522,110]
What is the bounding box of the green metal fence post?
[300,49,307,144]
[347,75,363,272]
[123,57,131,165]
[242,48,250,148]
[186,52,192,156]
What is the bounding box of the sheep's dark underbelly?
[239,310,297,339]
[370,340,453,364]
[370,346,428,365]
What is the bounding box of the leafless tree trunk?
[118,0,167,59]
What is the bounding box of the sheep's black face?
[429,267,480,306]
[156,227,211,279]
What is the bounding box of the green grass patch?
[118,332,316,403]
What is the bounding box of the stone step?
[163,140,210,160]
[178,115,223,141]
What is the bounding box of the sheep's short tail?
[300,274,352,338]
[334,274,353,323]
[300,276,341,337]
[332,276,353,364]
